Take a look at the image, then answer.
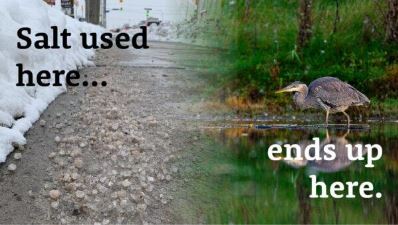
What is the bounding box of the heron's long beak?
[275,89,286,94]
[275,87,292,93]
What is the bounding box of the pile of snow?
[117,19,219,47]
[146,21,204,43]
[0,0,102,162]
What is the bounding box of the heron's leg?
[342,129,350,138]
[342,111,351,128]
[326,128,330,141]
[325,111,329,127]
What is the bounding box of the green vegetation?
[200,0,398,115]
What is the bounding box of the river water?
[188,122,398,224]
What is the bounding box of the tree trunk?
[244,0,250,22]
[194,0,200,20]
[333,0,340,33]
[386,0,398,43]
[297,0,313,50]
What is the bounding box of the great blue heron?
[276,77,370,127]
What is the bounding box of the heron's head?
[275,81,306,94]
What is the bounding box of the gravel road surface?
[0,42,211,224]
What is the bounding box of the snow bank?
[117,20,217,47]
[0,0,102,162]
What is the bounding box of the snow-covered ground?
[106,0,210,45]
[112,20,218,47]
[0,0,102,162]
[106,0,195,29]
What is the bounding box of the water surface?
[192,122,398,224]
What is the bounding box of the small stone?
[79,142,87,148]
[121,179,131,187]
[56,159,66,167]
[140,182,148,189]
[76,190,85,199]
[7,163,17,171]
[74,158,84,168]
[51,201,59,209]
[146,185,154,192]
[49,190,61,200]
[71,172,80,180]
[13,153,22,160]
[117,190,127,199]
[100,177,107,183]
[48,152,56,159]
[70,148,82,157]
[54,136,61,143]
[120,199,129,208]
[157,174,164,180]
[149,120,158,126]
[98,184,108,193]
[137,203,147,211]
[120,170,132,177]
[106,107,120,120]
[111,124,119,131]
[65,183,77,192]
[62,173,72,182]
[39,119,46,127]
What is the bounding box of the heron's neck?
[293,86,310,109]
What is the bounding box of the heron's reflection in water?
[283,129,368,173]
[201,124,398,223]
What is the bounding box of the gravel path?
[0,42,210,224]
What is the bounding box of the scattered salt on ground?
[0,0,103,162]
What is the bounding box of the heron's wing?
[309,78,369,108]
